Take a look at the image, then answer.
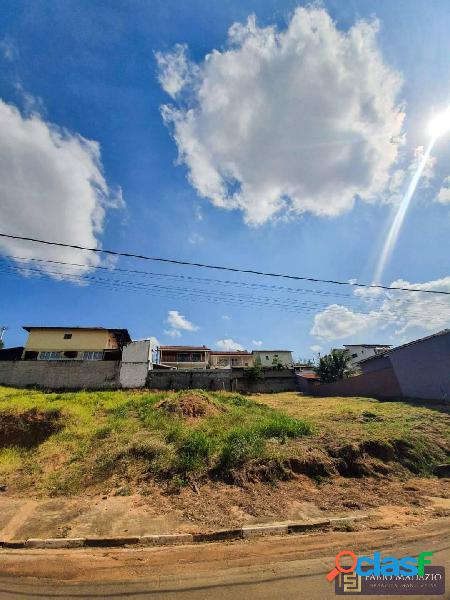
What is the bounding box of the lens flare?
[373,141,435,284]
[429,108,450,139]
[374,105,450,284]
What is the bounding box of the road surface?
[0,518,449,599]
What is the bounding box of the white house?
[342,344,391,367]
[252,350,294,368]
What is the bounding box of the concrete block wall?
[0,360,120,390]
[146,368,299,393]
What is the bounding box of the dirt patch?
[285,450,336,478]
[0,409,61,449]
[156,392,224,419]
[225,458,291,486]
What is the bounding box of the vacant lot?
[0,387,448,528]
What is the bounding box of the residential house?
[252,350,294,368]
[341,344,391,367]
[21,326,131,361]
[209,350,253,369]
[159,345,210,370]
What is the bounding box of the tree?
[315,349,356,383]
[271,356,283,370]
[0,339,3,350]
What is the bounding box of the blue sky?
[1,0,450,358]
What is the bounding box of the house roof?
[210,350,251,355]
[358,329,450,365]
[160,345,210,351]
[298,372,319,379]
[22,326,131,346]
[252,349,292,353]
[344,344,392,349]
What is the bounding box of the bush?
[176,430,213,474]
[219,428,266,471]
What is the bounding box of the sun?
[429,108,450,138]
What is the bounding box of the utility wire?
[1,232,449,296]
[2,261,449,321]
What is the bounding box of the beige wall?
[253,351,293,367]
[161,361,208,370]
[210,355,253,369]
[25,329,118,352]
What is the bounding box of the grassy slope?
[0,387,448,497]
[0,387,309,495]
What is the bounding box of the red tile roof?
[210,350,251,355]
[160,345,210,351]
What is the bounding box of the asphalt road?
[0,519,449,599]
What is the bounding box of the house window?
[83,351,103,360]
[64,333,72,339]
[266,355,269,360]
[352,353,358,359]
[39,351,62,360]
[63,351,78,359]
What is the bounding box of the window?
[63,333,72,339]
[266,355,269,360]
[352,353,358,359]
[39,351,62,360]
[83,351,103,360]
[63,351,78,359]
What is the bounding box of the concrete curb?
[0,515,369,550]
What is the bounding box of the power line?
[2,260,449,321]
[4,255,450,314]
[0,254,355,299]
[1,231,448,296]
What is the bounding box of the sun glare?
[429,108,450,139]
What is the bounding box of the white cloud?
[222,315,231,321]
[0,37,17,61]
[310,344,322,353]
[311,304,379,340]
[163,329,182,338]
[216,338,244,351]
[437,176,450,204]
[187,232,204,245]
[252,340,262,346]
[0,100,123,277]
[164,310,199,338]
[157,7,404,225]
[386,145,436,204]
[311,276,450,341]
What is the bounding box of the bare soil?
[156,391,224,418]
[0,409,61,449]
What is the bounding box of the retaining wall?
[146,368,299,393]
[0,360,120,390]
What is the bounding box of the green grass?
[0,387,311,494]
[0,387,448,496]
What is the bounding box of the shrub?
[176,430,213,474]
[218,428,266,471]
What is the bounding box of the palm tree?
[315,349,356,383]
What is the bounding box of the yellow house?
[22,327,131,361]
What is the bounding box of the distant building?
[294,362,317,376]
[209,350,253,369]
[22,326,131,361]
[159,345,210,370]
[252,350,294,368]
[340,344,392,367]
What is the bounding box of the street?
[0,518,449,599]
